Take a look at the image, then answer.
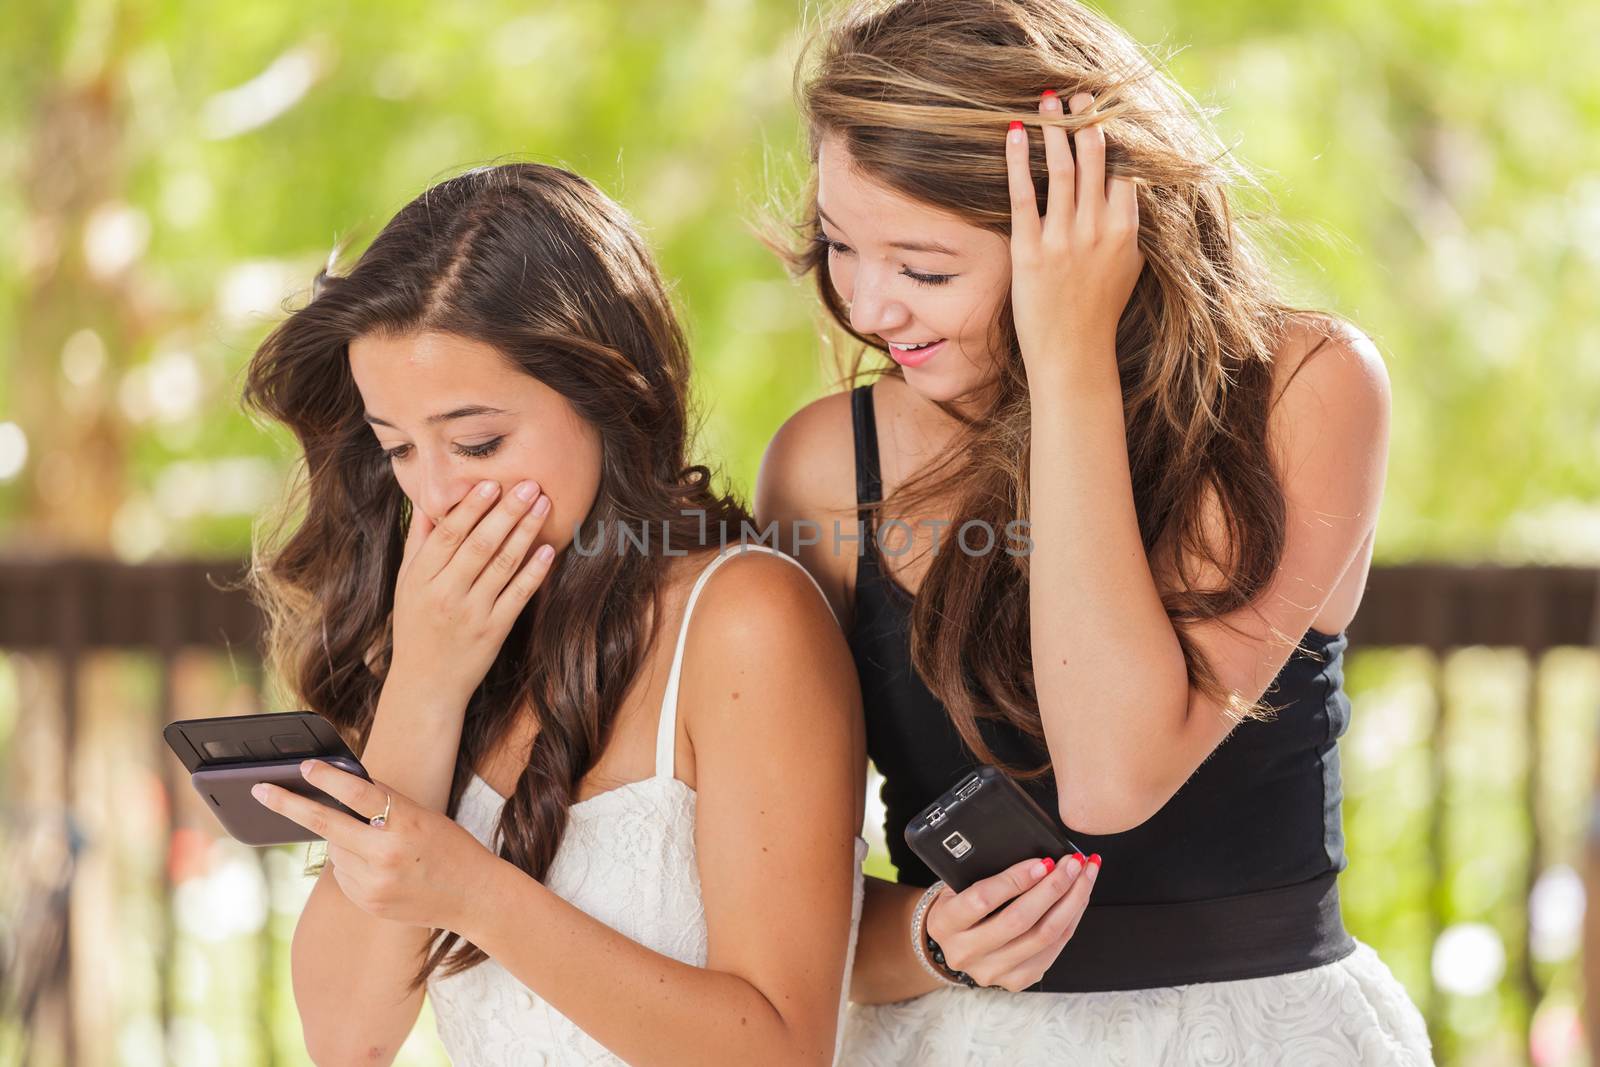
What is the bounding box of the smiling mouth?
[885,338,947,367]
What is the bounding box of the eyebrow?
[363,405,514,429]
[816,206,961,257]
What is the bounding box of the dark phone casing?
[163,710,359,772]
[903,765,1079,893]
[164,711,370,846]
[192,756,371,846]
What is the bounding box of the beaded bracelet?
[909,881,979,988]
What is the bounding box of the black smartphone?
[163,711,372,846]
[903,765,1079,893]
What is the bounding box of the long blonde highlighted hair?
[770,0,1341,778]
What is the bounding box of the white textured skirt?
[839,939,1434,1066]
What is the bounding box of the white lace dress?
[841,938,1434,1066]
[426,544,870,1065]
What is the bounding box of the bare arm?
[288,671,469,1065]
[453,554,866,1066]
[1000,93,1393,836]
[756,394,944,1006]
[1026,323,1390,835]
[756,394,1098,1000]
[849,877,942,1004]
[289,475,558,1064]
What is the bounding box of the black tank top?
[847,382,1357,992]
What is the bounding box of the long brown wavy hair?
[770,0,1341,780]
[238,162,749,988]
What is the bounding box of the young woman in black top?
[755,1,1431,1063]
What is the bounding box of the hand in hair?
[1006,90,1144,380]
[392,479,558,701]
[923,852,1100,992]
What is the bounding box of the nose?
[846,265,911,339]
[415,451,481,523]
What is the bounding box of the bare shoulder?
[1269,315,1391,462]
[686,548,845,664]
[1271,314,1391,420]
[755,387,859,529]
[754,386,864,619]
[676,547,863,801]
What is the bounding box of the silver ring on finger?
[368,792,393,829]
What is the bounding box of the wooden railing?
[2,557,1597,1066]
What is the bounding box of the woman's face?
[815,133,1013,404]
[348,330,601,564]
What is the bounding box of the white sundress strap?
[653,543,838,780]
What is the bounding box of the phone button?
[942,831,973,859]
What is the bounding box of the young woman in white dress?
[756,1,1432,1063]
[240,162,868,1066]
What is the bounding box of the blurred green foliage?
[1,0,1597,561]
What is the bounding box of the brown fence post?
[53,561,86,1067]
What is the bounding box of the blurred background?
[1,0,1597,1064]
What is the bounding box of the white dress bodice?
[426,544,869,1065]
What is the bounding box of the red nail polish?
[1008,120,1024,132]
[1041,856,1055,875]
[1072,852,1085,863]
[1088,854,1102,867]
[1042,89,1057,99]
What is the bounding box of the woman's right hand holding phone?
[390,478,558,702]
[923,852,1101,991]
